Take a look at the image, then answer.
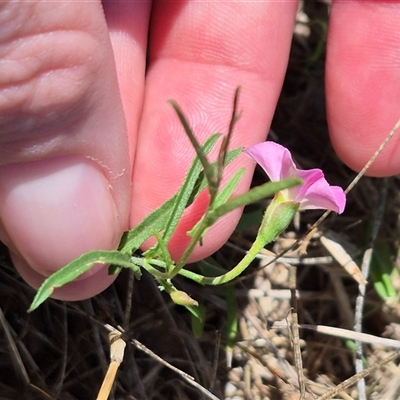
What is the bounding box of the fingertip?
[327,1,400,176]
[0,157,121,277]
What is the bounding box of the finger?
[132,1,298,261]
[0,1,133,299]
[103,0,151,161]
[326,1,400,176]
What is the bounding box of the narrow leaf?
[189,177,302,236]
[213,168,245,208]
[118,196,175,254]
[197,257,227,277]
[217,87,242,185]
[144,231,174,273]
[225,285,238,367]
[191,303,207,338]
[119,134,221,256]
[185,304,204,325]
[208,178,301,225]
[174,177,302,276]
[187,147,243,207]
[161,133,221,245]
[29,251,135,312]
[371,242,397,300]
[186,169,245,240]
[168,100,218,195]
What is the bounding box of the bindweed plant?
[28,89,346,328]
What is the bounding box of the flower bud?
[170,290,199,307]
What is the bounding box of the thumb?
[0,2,131,300]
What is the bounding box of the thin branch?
[96,326,126,400]
[0,306,30,385]
[270,322,400,349]
[103,324,221,400]
[316,352,398,400]
[288,265,307,399]
[353,177,389,399]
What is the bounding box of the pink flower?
[245,142,346,214]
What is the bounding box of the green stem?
[155,227,284,285]
[169,212,211,276]
[200,228,275,284]
[202,198,300,284]
[170,178,302,278]
[156,198,300,286]
[131,256,170,280]
[219,200,299,284]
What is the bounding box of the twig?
[344,119,400,195]
[243,309,299,384]
[0,306,30,385]
[269,322,400,349]
[104,324,221,400]
[96,326,126,400]
[353,268,368,400]
[53,303,68,399]
[288,265,307,399]
[316,352,398,400]
[0,305,53,399]
[209,331,221,390]
[298,227,318,255]
[123,270,135,327]
[326,269,354,329]
[83,299,109,373]
[302,115,400,245]
[235,342,294,386]
[353,177,389,399]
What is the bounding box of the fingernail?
[0,156,119,276]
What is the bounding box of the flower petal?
[245,141,346,214]
[245,142,296,181]
[297,169,346,213]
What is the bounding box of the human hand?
[1,1,399,301]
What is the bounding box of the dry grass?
[2,1,400,399]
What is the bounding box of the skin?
[0,1,399,300]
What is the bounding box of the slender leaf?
[173,177,302,276]
[187,147,243,207]
[225,284,238,366]
[191,303,207,338]
[217,87,242,185]
[212,168,245,208]
[160,133,221,245]
[206,178,301,226]
[371,242,397,300]
[185,303,204,324]
[119,134,221,256]
[118,196,176,254]
[145,231,174,273]
[186,169,245,241]
[188,177,302,237]
[169,100,218,196]
[29,251,135,311]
